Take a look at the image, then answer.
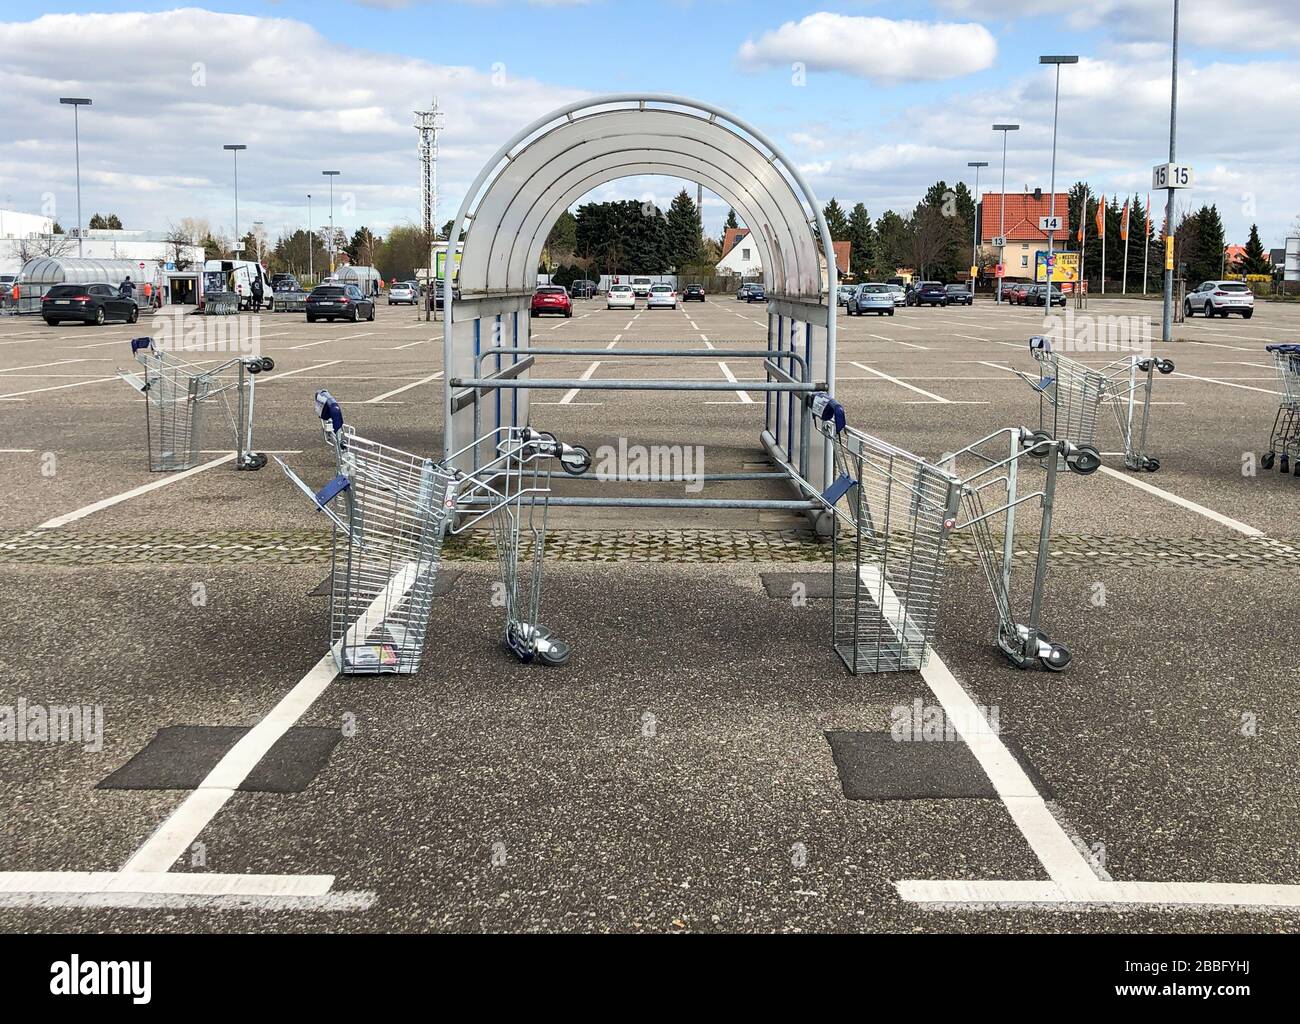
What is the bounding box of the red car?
[531,285,572,318]
[1005,283,1030,305]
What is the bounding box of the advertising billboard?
[1034,250,1079,284]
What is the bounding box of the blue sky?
[2,2,1298,249]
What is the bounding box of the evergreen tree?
[1234,223,1270,276]
[873,210,909,277]
[1189,204,1226,281]
[822,198,850,240]
[847,203,874,279]
[666,189,703,269]
[725,208,739,231]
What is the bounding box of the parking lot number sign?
[1038,216,1063,232]
[992,236,1006,248]
[1152,163,1194,189]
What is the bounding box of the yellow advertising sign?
[1034,250,1079,283]
[1164,235,1174,271]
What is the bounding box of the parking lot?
[0,293,1297,933]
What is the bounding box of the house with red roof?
[978,192,1071,278]
[716,225,850,288]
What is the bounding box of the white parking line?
[849,362,950,404]
[0,358,88,374]
[122,564,423,873]
[387,338,431,350]
[259,360,343,383]
[37,454,238,530]
[287,331,375,351]
[1172,370,1279,396]
[364,371,444,404]
[1097,466,1263,537]
[717,361,755,404]
[0,375,118,400]
[561,362,602,404]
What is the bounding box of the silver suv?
[1185,280,1254,319]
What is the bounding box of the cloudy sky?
[2,1,1297,248]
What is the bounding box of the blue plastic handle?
[130,337,154,354]
[314,389,344,432]
[1265,344,1300,354]
[809,392,847,434]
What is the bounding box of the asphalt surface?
[0,293,1297,933]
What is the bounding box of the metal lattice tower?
[414,98,445,238]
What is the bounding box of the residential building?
[977,192,1071,279]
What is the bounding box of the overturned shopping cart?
[805,395,1098,673]
[278,394,591,673]
[117,338,272,472]
[1013,335,1174,472]
[1260,343,1300,476]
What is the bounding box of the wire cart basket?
[1014,335,1174,472]
[807,396,1098,674]
[117,338,273,472]
[1260,343,1300,476]
[279,395,591,674]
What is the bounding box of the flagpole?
[1122,198,1131,295]
[1077,186,1088,307]
[1100,195,1106,295]
[1142,192,1151,295]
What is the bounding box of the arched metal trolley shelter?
[443,95,838,524]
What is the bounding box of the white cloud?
[0,9,588,240]
[736,13,997,84]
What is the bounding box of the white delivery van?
[203,259,273,311]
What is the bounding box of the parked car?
[737,282,761,301]
[1185,280,1255,319]
[387,282,418,305]
[945,284,974,306]
[646,283,678,309]
[606,283,635,310]
[912,281,949,307]
[425,281,461,310]
[1025,284,1066,308]
[887,284,907,307]
[305,283,376,322]
[683,284,706,301]
[569,279,597,299]
[846,283,895,317]
[42,283,139,326]
[743,284,767,303]
[836,284,857,306]
[1005,283,1031,305]
[531,285,572,317]
[270,273,300,292]
[630,276,653,297]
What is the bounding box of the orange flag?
[1095,195,1106,237]
[1120,199,1130,241]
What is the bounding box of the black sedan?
[911,281,948,307]
[743,285,767,303]
[945,284,974,306]
[683,284,706,301]
[305,284,376,322]
[1026,285,1066,307]
[42,283,139,326]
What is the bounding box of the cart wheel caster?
[246,360,262,374]
[1039,643,1071,672]
[1025,429,1054,458]
[1068,445,1102,475]
[1142,457,1160,472]
[260,356,275,372]
[1281,455,1291,473]
[561,445,591,476]
[1157,358,1175,374]
[1260,452,1275,470]
[247,453,268,471]
[536,636,572,667]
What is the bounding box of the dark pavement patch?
[824,729,1052,801]
[97,725,342,793]
[761,571,834,599]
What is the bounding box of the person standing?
[250,271,264,312]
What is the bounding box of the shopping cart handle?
[1029,335,1052,354]
[315,389,344,433]
[130,337,154,355]
[1265,344,1300,353]
[809,393,846,434]
[821,474,857,505]
[313,474,351,507]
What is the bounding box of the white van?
[630,276,653,297]
[203,259,273,311]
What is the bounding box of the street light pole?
[59,98,92,258]
[223,145,247,250]
[992,124,1019,303]
[1039,56,1078,302]
[322,170,341,274]
[307,193,313,284]
[968,160,988,297]
[1162,0,1180,344]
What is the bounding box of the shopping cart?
[117,338,273,472]
[1014,335,1174,472]
[279,401,591,674]
[1260,343,1300,475]
[806,395,1098,673]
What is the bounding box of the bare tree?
[8,233,75,264]
[907,206,961,280]
[162,221,198,270]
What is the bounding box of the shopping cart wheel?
[1157,358,1175,374]
[1025,429,1054,458]
[535,634,572,667]
[1260,451,1275,470]
[1142,457,1160,473]
[561,445,592,476]
[246,359,263,374]
[1281,455,1291,473]
[1067,445,1102,475]
[1040,643,1072,672]
[260,356,275,372]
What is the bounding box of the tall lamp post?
[59,98,92,258]
[1039,56,1078,302]
[322,170,341,274]
[992,123,1019,303]
[1162,0,1180,344]
[223,145,247,251]
[968,160,988,297]
[307,193,313,284]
